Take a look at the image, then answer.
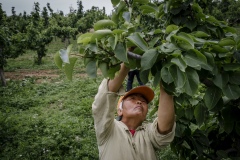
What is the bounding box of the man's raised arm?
[157,84,175,134]
[108,63,130,92]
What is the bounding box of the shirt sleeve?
[147,118,176,149]
[92,79,125,146]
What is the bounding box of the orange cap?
[117,85,154,109]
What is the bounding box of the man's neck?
[121,118,143,130]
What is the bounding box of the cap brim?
[123,85,154,103]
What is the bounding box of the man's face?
[119,93,148,120]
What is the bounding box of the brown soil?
[4,69,100,83]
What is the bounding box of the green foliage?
[57,0,240,159]
[0,77,100,159]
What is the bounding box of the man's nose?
[136,100,142,104]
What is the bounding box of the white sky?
[0,0,114,15]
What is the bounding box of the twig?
[124,0,130,8]
[98,46,114,56]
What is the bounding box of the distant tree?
[26,2,53,65]
[0,4,27,86]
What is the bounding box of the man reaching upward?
[92,63,176,160]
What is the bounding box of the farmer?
[92,63,176,160]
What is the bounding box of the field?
[0,38,176,159]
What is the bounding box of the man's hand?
[108,63,130,92]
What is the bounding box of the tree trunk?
[0,66,6,86]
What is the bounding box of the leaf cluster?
[59,0,240,159]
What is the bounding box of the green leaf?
[169,65,186,92]
[183,49,208,70]
[77,33,93,44]
[213,73,229,89]
[127,33,148,51]
[140,4,158,14]
[108,36,118,50]
[191,31,209,38]
[219,38,236,46]
[99,62,108,78]
[212,45,229,53]
[107,65,121,79]
[160,42,178,53]
[161,64,174,84]
[204,86,222,110]
[91,29,113,42]
[166,25,179,34]
[229,71,240,85]
[222,107,234,134]
[222,64,240,71]
[64,57,77,81]
[141,49,158,71]
[133,0,149,4]
[111,0,120,7]
[94,20,116,31]
[194,105,206,126]
[171,35,194,51]
[185,20,197,31]
[184,68,199,96]
[185,108,194,120]
[114,43,128,63]
[86,60,97,78]
[140,69,150,84]
[54,51,63,69]
[153,71,161,88]
[222,84,240,100]
[116,1,126,15]
[171,57,187,72]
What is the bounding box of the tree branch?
[127,51,142,60]
[98,46,114,56]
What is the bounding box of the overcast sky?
[1,0,114,15]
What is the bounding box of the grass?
[1,37,178,159]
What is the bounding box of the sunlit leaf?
[54,51,63,69]
[166,24,179,34]
[111,0,120,7]
[127,33,148,51]
[64,57,77,81]
[94,20,116,31]
[77,33,93,44]
[219,38,236,46]
[191,31,210,38]
[171,57,187,72]
[91,29,113,42]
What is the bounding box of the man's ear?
[117,108,123,116]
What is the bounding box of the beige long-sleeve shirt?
[92,79,176,160]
